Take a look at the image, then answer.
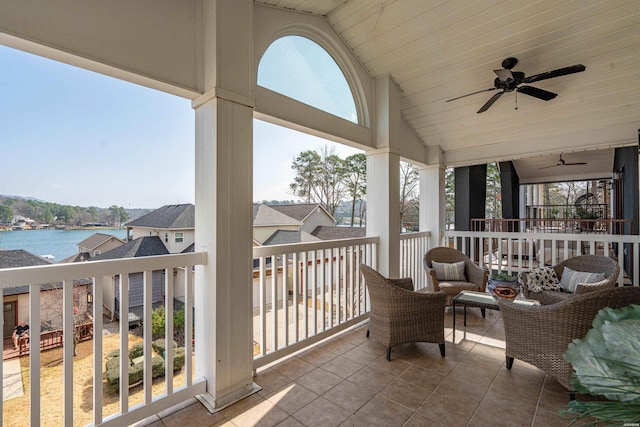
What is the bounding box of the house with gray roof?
[125,204,194,254]
[0,249,91,337]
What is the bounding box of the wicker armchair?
[521,255,620,305]
[497,286,640,392]
[423,247,489,300]
[360,264,447,361]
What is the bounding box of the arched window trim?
[257,24,370,128]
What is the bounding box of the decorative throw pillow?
[526,267,562,293]
[432,261,466,281]
[560,266,606,293]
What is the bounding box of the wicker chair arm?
[574,279,615,295]
[388,277,414,291]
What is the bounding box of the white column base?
[196,382,262,413]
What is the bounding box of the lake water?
[0,228,127,262]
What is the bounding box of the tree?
[290,145,349,216]
[399,162,419,230]
[445,167,455,229]
[88,206,99,221]
[486,162,501,219]
[344,153,366,226]
[108,205,129,227]
[0,205,13,223]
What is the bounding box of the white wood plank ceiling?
[256,0,640,180]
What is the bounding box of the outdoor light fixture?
[87,292,93,304]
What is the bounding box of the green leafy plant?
[576,207,599,220]
[490,273,517,282]
[562,304,640,425]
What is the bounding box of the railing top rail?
[399,230,431,240]
[253,236,379,257]
[0,252,207,288]
[443,230,640,243]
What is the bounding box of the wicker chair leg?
[366,329,370,338]
[506,356,514,370]
[386,347,392,361]
[438,343,445,357]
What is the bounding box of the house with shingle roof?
[268,203,334,235]
[89,204,195,324]
[125,204,194,254]
[0,249,91,337]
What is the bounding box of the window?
[175,232,184,243]
[165,232,169,243]
[258,36,357,123]
[93,250,101,256]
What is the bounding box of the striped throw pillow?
[560,266,606,293]
[432,261,466,281]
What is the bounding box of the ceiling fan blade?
[539,164,560,170]
[564,162,588,166]
[477,91,504,113]
[523,64,586,84]
[446,87,497,102]
[517,85,557,101]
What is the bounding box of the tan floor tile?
[466,342,508,361]
[266,383,319,414]
[161,402,228,427]
[221,393,267,419]
[275,357,316,380]
[489,372,543,403]
[379,378,431,410]
[473,390,537,426]
[338,329,369,346]
[256,368,296,397]
[320,355,364,378]
[321,339,356,355]
[229,398,289,427]
[398,365,447,391]
[402,412,432,427]
[297,347,337,367]
[347,366,395,393]
[323,379,375,413]
[533,407,574,427]
[419,391,478,425]
[129,415,163,427]
[366,355,412,377]
[293,397,351,427]
[446,360,499,389]
[538,388,572,413]
[341,346,380,364]
[295,368,342,394]
[353,395,413,427]
[338,414,373,427]
[275,416,306,427]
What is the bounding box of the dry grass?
[3,333,191,427]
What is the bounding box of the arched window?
[258,35,358,123]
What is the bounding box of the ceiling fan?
[539,154,587,170]
[447,57,586,113]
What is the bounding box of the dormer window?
[175,232,184,243]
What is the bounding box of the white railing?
[443,230,640,286]
[399,231,431,291]
[0,252,206,427]
[252,236,378,369]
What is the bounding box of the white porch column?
[367,76,401,277]
[193,0,259,411]
[419,145,445,249]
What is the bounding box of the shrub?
[152,338,177,356]
[173,347,185,371]
[151,306,186,340]
[105,354,165,392]
[129,343,144,360]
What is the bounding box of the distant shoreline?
[0,226,124,232]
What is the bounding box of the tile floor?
[133,308,588,427]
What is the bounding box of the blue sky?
[0,40,360,209]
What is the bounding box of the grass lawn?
[3,333,191,427]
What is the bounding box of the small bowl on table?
[493,286,518,300]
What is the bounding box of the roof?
[262,230,320,246]
[0,249,89,295]
[77,232,125,251]
[125,204,194,229]
[253,204,300,227]
[91,236,169,260]
[268,203,333,222]
[59,252,91,263]
[311,226,367,240]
